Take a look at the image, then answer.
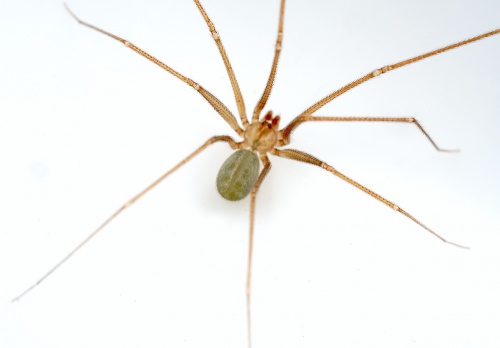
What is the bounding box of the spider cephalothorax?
[243,111,280,153]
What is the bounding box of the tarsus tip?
[446,240,470,249]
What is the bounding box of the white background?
[1,0,499,347]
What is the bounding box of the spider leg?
[12,136,240,303]
[246,155,272,348]
[282,28,500,140]
[64,4,244,137]
[280,116,458,152]
[193,0,249,127]
[273,148,469,249]
[252,0,286,122]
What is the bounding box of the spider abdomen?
[216,149,260,201]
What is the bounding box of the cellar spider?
[12,0,499,347]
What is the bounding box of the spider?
[12,0,499,347]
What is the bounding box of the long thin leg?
[246,156,272,348]
[12,136,240,302]
[279,116,457,152]
[282,28,500,140]
[64,4,244,137]
[193,0,249,127]
[273,148,469,249]
[252,0,286,122]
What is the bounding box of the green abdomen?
[216,149,260,201]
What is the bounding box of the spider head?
[242,111,280,153]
